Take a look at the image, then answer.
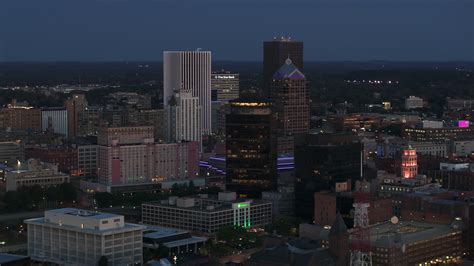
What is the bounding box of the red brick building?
[314,191,393,228]
[401,191,474,258]
[25,146,78,175]
[327,113,381,132]
[0,107,42,131]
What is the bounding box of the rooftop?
[143,225,188,239]
[367,220,460,248]
[47,207,119,220]
[143,225,207,248]
[25,208,144,234]
[0,253,29,264]
[143,195,270,213]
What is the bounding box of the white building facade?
[97,126,199,186]
[5,159,70,191]
[41,108,68,137]
[165,91,202,143]
[451,140,474,157]
[163,50,212,135]
[25,208,144,266]
[405,96,424,110]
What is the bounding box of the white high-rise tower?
[165,91,201,143]
[164,50,212,135]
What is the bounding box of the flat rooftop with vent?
[24,208,144,265]
[142,192,272,234]
[37,208,126,231]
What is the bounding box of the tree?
[216,226,260,250]
[200,186,222,195]
[98,256,108,266]
[94,192,114,208]
[29,185,44,204]
[3,191,22,211]
[188,180,195,190]
[266,217,302,237]
[171,183,180,195]
[58,183,77,202]
[155,245,169,259]
[143,249,154,263]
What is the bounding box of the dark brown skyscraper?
[270,58,309,137]
[263,36,303,96]
[225,97,278,198]
[270,58,309,156]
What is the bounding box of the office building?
[400,190,474,257]
[327,114,381,132]
[4,159,70,191]
[451,140,474,157]
[41,107,68,137]
[0,106,42,131]
[225,97,278,197]
[97,126,199,186]
[25,208,144,265]
[143,226,207,257]
[377,172,430,198]
[211,71,240,103]
[438,170,474,191]
[0,140,24,165]
[211,101,225,134]
[163,50,212,135]
[165,91,202,143]
[401,148,418,178]
[25,146,78,175]
[142,192,272,234]
[135,109,166,143]
[97,125,154,146]
[263,37,303,95]
[403,126,474,141]
[377,137,447,158]
[367,220,463,265]
[294,133,362,218]
[404,95,424,109]
[65,91,88,138]
[270,58,309,150]
[211,71,239,134]
[270,58,309,136]
[446,98,474,110]
[106,92,151,110]
[77,106,103,137]
[261,186,295,219]
[421,120,444,129]
[314,190,392,229]
[78,145,99,177]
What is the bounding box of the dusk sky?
[0,0,473,61]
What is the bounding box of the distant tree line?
[93,183,222,208]
[1,183,77,212]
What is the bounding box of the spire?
[272,58,305,80]
[329,212,347,237]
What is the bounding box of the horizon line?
[1,60,474,64]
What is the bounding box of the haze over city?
[0,0,474,265]
[1,0,473,61]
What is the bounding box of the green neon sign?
[237,203,249,208]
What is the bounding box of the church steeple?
[329,212,350,266]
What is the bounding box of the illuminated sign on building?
[215,75,235,79]
[233,201,251,227]
[237,203,248,208]
[459,120,470,128]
